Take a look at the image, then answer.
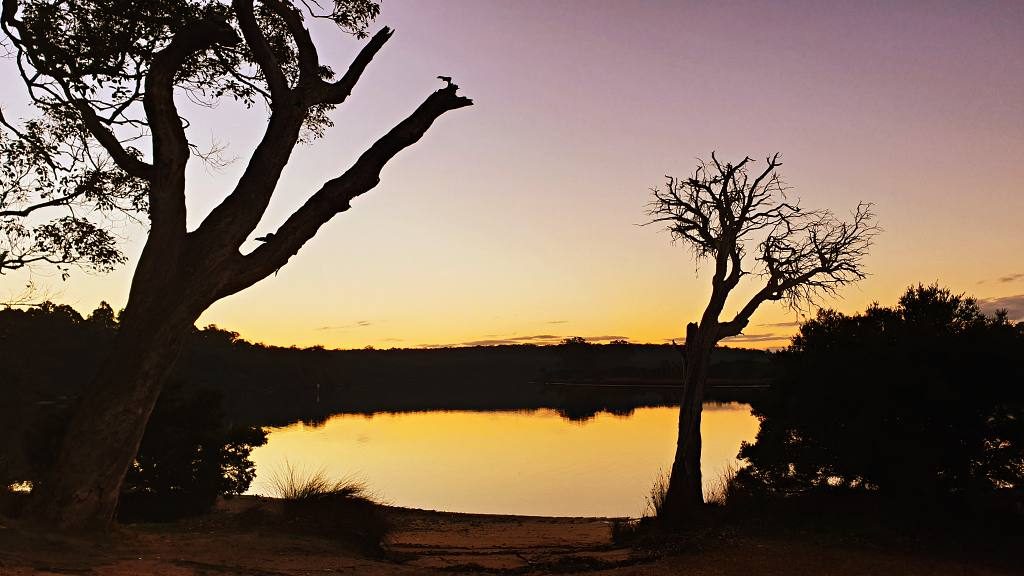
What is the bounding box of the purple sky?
[2,0,1022,348]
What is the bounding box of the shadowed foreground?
[0,497,1013,576]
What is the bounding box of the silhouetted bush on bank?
[117,384,267,522]
[736,284,1024,516]
[0,380,265,522]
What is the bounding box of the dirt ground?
[0,497,1016,575]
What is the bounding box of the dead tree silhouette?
[646,152,878,524]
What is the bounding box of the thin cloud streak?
[721,332,788,343]
[978,272,1024,285]
[315,320,372,331]
[978,294,1024,322]
[418,334,629,348]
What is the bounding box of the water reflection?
[249,403,758,518]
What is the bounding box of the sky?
[2,0,1023,349]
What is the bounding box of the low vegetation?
[1,380,266,523]
[738,284,1024,511]
[703,462,739,506]
[263,462,392,554]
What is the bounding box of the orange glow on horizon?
[1,1,1021,351]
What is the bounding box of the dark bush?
[118,384,267,522]
[738,284,1024,512]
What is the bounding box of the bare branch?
[192,23,393,253]
[71,102,153,179]
[216,84,473,298]
[649,153,879,342]
[0,190,84,217]
[313,26,392,105]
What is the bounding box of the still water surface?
[249,403,758,518]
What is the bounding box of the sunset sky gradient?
[2,0,1022,349]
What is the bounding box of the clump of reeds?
[266,462,391,554]
[267,464,367,502]
[703,462,740,507]
[611,469,671,544]
[645,468,671,518]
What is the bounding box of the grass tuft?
[703,462,740,506]
[265,461,392,554]
[267,463,368,502]
[645,468,670,519]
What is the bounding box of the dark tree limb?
[0,190,83,217]
[143,17,240,239]
[314,26,393,105]
[261,0,321,87]
[192,23,393,253]
[233,0,289,98]
[217,84,473,298]
[71,103,154,180]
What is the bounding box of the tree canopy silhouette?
[1,109,144,277]
[647,152,878,523]
[738,284,1024,508]
[2,0,472,530]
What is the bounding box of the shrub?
[267,462,392,553]
[118,385,267,522]
[739,285,1024,510]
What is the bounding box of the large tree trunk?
[659,322,715,526]
[27,284,199,530]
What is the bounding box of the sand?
[0,497,1013,575]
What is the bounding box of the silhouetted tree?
[647,153,877,523]
[738,285,1024,508]
[86,301,118,331]
[2,0,472,529]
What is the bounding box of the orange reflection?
[249,404,759,518]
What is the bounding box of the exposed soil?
[0,497,1015,575]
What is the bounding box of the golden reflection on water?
[248,403,759,518]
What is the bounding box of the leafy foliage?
[738,284,1024,505]
[0,0,381,277]
[120,384,267,521]
[0,111,145,275]
[3,0,381,144]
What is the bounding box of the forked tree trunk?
[16,52,470,528]
[27,268,203,530]
[659,322,715,526]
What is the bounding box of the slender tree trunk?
[27,278,200,530]
[659,322,715,526]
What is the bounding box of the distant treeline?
[0,302,772,430]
